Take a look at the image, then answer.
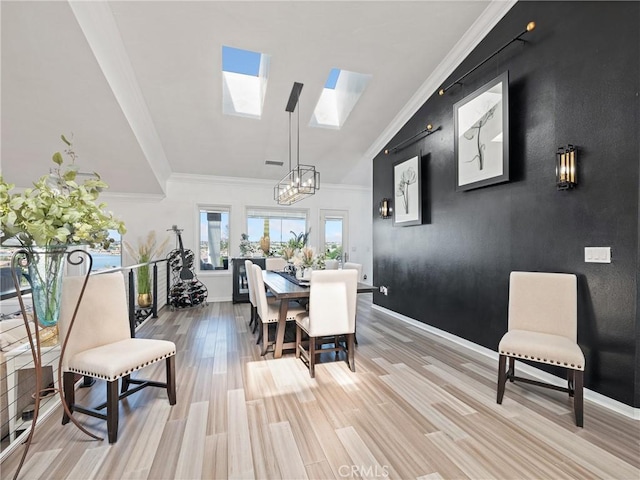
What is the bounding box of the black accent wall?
[372,1,640,407]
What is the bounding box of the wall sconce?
[556,144,577,190]
[379,198,393,219]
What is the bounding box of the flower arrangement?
[239,233,253,256]
[0,135,126,248]
[123,231,170,295]
[281,246,295,262]
[0,135,125,328]
[291,247,325,269]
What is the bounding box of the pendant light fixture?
[274,82,320,205]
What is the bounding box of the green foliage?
[326,245,343,260]
[287,228,311,249]
[0,136,126,249]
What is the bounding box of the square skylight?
[310,68,371,129]
[222,46,270,119]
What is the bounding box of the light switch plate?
[584,247,611,263]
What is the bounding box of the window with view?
[89,229,122,271]
[246,208,307,256]
[199,207,230,271]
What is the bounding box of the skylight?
[222,46,270,119]
[310,68,371,129]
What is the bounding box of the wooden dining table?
[262,270,376,358]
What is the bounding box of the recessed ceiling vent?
[265,160,284,166]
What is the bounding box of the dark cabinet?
[232,257,265,303]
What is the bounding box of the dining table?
[261,270,376,358]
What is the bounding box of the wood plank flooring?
[1,296,639,479]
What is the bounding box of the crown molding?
[364,0,517,163]
[168,172,370,192]
[100,191,166,202]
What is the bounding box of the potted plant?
[123,231,169,307]
[0,135,126,339]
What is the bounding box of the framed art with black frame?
[454,71,509,192]
[393,154,422,226]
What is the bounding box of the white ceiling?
[1,1,511,196]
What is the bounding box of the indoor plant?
[123,231,169,307]
[0,135,126,331]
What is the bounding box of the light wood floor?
[2,296,639,479]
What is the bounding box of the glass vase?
[27,246,67,328]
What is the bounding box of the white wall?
[103,174,372,302]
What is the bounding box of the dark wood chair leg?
[507,356,515,382]
[121,374,131,394]
[252,311,259,334]
[62,371,76,425]
[574,369,584,427]
[347,333,355,372]
[256,319,263,345]
[106,379,119,443]
[567,369,575,397]
[260,323,269,356]
[309,336,316,378]
[166,356,177,405]
[295,325,302,358]
[497,354,507,404]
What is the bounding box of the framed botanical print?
[393,155,422,226]
[454,71,509,191]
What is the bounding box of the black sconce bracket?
[438,21,536,96]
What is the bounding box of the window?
[199,207,230,271]
[89,229,122,272]
[222,45,270,119]
[246,208,307,255]
[320,210,348,263]
[310,68,372,129]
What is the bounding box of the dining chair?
[58,272,177,443]
[343,262,362,281]
[295,269,358,378]
[245,259,258,332]
[342,261,363,344]
[265,257,287,271]
[324,259,339,270]
[497,271,585,427]
[251,264,306,356]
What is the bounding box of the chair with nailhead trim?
[58,272,176,443]
[497,271,585,426]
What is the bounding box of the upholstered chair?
[58,272,177,443]
[343,262,362,281]
[497,271,585,427]
[295,269,358,378]
[245,259,258,332]
[251,264,306,356]
[324,259,339,270]
[265,257,288,271]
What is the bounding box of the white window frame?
[197,204,231,273]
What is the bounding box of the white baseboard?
[371,304,640,421]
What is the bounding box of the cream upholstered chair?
[251,264,306,356]
[295,269,358,378]
[58,272,176,443]
[324,259,339,270]
[265,257,287,271]
[343,262,362,281]
[497,271,585,427]
[245,259,258,332]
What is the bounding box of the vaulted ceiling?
[1,1,513,196]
